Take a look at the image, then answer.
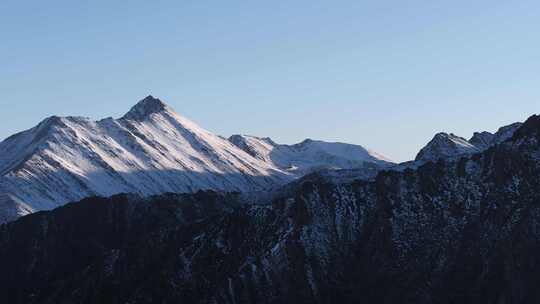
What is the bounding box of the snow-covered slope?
[228,135,393,176]
[0,96,392,223]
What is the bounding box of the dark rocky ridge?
[1,115,540,303]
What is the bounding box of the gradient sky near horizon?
[1,1,539,162]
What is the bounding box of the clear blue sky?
[1,1,539,162]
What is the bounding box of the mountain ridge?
[228,134,392,175]
[0,95,528,224]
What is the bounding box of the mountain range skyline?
[3,2,539,162]
[0,95,530,223]
[0,94,531,163]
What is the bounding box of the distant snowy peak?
[228,134,394,177]
[415,133,480,162]
[416,122,524,163]
[292,138,393,164]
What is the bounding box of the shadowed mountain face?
[1,115,540,304]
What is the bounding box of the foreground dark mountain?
[1,115,540,303]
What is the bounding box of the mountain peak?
[122,95,172,120]
[469,131,495,149]
[415,132,479,162]
[512,114,540,141]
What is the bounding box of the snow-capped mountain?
[228,135,393,176]
[0,96,289,222]
[0,96,392,223]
